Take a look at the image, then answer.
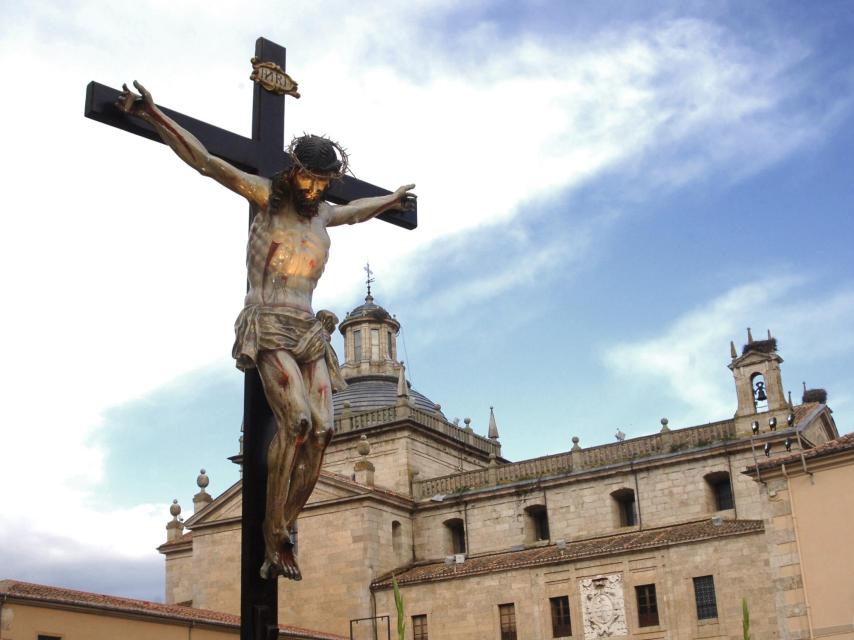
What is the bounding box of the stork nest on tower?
[742,338,778,356]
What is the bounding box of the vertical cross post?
[242,38,285,640]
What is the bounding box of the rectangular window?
[624,497,637,526]
[635,584,659,627]
[499,603,517,640]
[412,614,428,640]
[387,331,393,359]
[371,328,380,360]
[615,492,636,526]
[693,575,718,620]
[448,520,466,554]
[550,596,572,637]
[353,329,362,361]
[714,480,734,510]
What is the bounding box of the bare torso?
[245,201,331,311]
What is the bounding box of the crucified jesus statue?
[118,81,415,581]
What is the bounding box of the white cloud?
[0,1,846,589]
[604,276,854,424]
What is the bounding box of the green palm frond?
[393,575,405,640]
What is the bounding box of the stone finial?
[788,390,794,410]
[488,406,500,440]
[396,362,409,398]
[571,436,581,451]
[342,400,352,418]
[747,327,754,344]
[166,499,184,542]
[453,417,460,426]
[193,468,213,513]
[433,403,442,416]
[730,341,737,359]
[354,435,375,486]
[615,428,626,442]
[660,417,670,433]
[767,329,773,340]
[463,417,473,433]
[357,434,372,457]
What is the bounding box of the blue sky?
[1,0,852,602]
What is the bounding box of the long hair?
[268,168,295,212]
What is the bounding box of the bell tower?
[728,328,790,435]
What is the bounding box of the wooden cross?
[84,37,416,640]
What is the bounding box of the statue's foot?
[278,540,302,581]
[259,540,302,581]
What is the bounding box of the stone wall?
[163,547,193,605]
[411,448,767,561]
[190,525,241,615]
[375,531,773,640]
[324,425,489,495]
[278,500,412,636]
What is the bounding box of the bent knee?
[292,414,311,438]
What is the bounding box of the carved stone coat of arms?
[580,574,628,639]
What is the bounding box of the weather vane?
[364,261,375,298]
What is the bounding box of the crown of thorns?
[287,134,349,179]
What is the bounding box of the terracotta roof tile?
[372,519,763,590]
[793,402,822,422]
[0,580,345,639]
[751,431,854,472]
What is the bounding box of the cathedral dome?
[332,375,438,414]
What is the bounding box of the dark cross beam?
[84,37,416,640]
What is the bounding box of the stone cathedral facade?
[159,294,846,640]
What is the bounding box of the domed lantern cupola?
[338,264,401,381]
[333,264,441,415]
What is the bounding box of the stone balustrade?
[333,404,501,456]
[412,419,738,499]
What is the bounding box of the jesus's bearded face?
[289,169,331,218]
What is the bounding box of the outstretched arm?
[324,184,416,227]
[117,81,270,208]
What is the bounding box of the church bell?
[754,381,767,402]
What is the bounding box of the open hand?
[394,183,416,211]
[117,80,155,116]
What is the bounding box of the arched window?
[370,328,380,360]
[751,372,769,413]
[392,520,403,560]
[705,471,734,511]
[353,329,362,361]
[611,488,637,527]
[524,505,550,542]
[443,517,466,555]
